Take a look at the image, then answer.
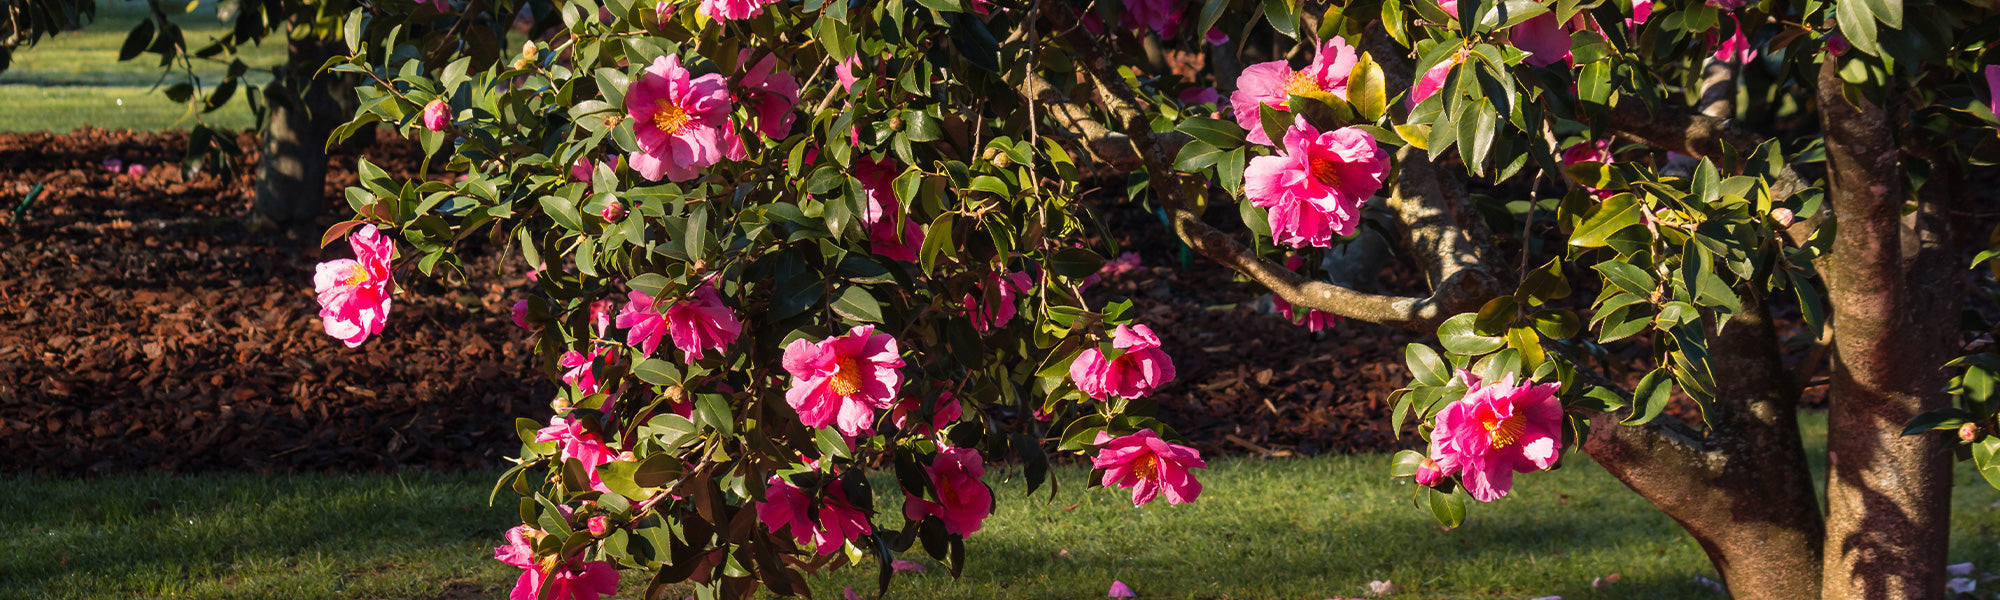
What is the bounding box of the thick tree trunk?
[1585,297,1824,600]
[252,33,356,227]
[1814,58,1956,600]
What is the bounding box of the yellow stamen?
[1282,71,1324,99]
[341,264,371,287]
[1486,414,1527,448]
[1132,454,1160,482]
[652,101,692,134]
[829,356,864,397]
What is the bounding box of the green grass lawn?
[0,0,274,132]
[6,411,1999,600]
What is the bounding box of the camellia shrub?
[312,0,2000,595]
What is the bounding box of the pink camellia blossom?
[571,156,608,184]
[1205,27,1229,45]
[1178,86,1220,105]
[513,299,533,328]
[1122,0,1184,38]
[1272,294,1340,332]
[854,156,924,262]
[783,325,907,438]
[758,475,872,555]
[902,447,995,537]
[102,158,123,173]
[1092,429,1207,506]
[1242,119,1388,248]
[1512,13,1573,67]
[127,164,148,176]
[1414,457,1446,487]
[617,284,743,360]
[1709,16,1758,62]
[1069,324,1177,400]
[966,271,1033,332]
[494,526,619,600]
[536,415,618,485]
[1080,252,1142,291]
[1560,139,1617,199]
[600,202,627,223]
[891,392,962,435]
[1426,370,1565,502]
[699,0,778,20]
[314,224,396,348]
[834,55,863,92]
[1409,49,1469,108]
[1229,37,1359,145]
[1629,0,1653,27]
[560,348,616,396]
[1983,65,2000,117]
[625,55,740,182]
[1108,581,1139,598]
[590,298,615,336]
[737,52,801,139]
[586,516,610,537]
[422,99,450,132]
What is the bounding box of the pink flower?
[891,392,963,434]
[902,447,995,537]
[855,156,924,261]
[1242,119,1388,247]
[1709,16,1757,62]
[1414,457,1445,487]
[536,416,618,483]
[423,99,450,132]
[1512,12,1573,67]
[891,559,926,574]
[314,224,396,348]
[1092,429,1207,505]
[1080,252,1142,291]
[1629,0,1652,26]
[1426,371,1565,502]
[1069,324,1177,400]
[1560,139,1616,199]
[699,0,778,20]
[126,163,148,176]
[102,158,123,173]
[1272,294,1340,332]
[514,299,534,329]
[560,348,616,396]
[1205,27,1229,45]
[426,0,449,12]
[834,55,863,93]
[1708,0,1745,9]
[1229,37,1359,145]
[590,299,614,337]
[758,475,872,555]
[783,325,907,438]
[1178,86,1220,105]
[494,526,619,600]
[1108,580,1139,598]
[966,271,1033,332]
[625,55,740,182]
[1122,0,1184,38]
[1409,49,1468,108]
[737,52,801,139]
[616,284,743,360]
[1826,31,1850,56]
[571,156,611,184]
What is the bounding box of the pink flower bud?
[512,299,533,329]
[600,201,627,223]
[1414,458,1445,487]
[1770,207,1795,227]
[587,515,610,536]
[422,99,449,132]
[1961,422,1980,443]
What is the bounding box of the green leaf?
[919,213,956,274]
[1259,103,1293,153]
[1428,487,1467,528]
[1530,309,1582,340]
[540,195,583,231]
[1790,270,1826,340]
[633,453,684,488]
[1691,158,1721,205]
[1569,193,1643,247]
[1836,0,1881,57]
[1049,248,1106,279]
[1621,368,1671,425]
[120,19,156,62]
[1263,0,1298,38]
[1903,408,1971,436]
[1405,343,1450,385]
[1198,0,1233,39]
[1973,437,2000,491]
[1177,117,1249,149]
[632,359,684,386]
[1438,313,1507,355]
[831,286,884,323]
[1173,140,1226,172]
[1862,0,1902,30]
[1348,53,1389,122]
[1390,449,1428,477]
[1593,260,1655,297]
[695,393,733,437]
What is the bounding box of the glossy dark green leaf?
[1621,368,1671,425]
[1438,313,1507,355]
[1569,193,1643,247]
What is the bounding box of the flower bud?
[601,201,627,223]
[521,40,538,61]
[1414,458,1445,487]
[551,396,572,410]
[664,385,687,403]
[1961,422,1980,443]
[604,114,623,128]
[889,116,906,132]
[587,516,610,536]
[422,99,449,132]
[1769,207,1796,227]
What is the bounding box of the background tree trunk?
[252,31,357,228]
[1814,57,1956,600]
[1585,298,1825,600]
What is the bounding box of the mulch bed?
[0,128,1429,476]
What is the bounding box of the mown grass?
[6,411,2000,600]
[0,0,273,132]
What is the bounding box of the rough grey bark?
[253,33,356,227]
[1814,57,1955,600]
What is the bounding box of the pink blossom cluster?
[1243,119,1388,247]
[494,525,619,600]
[1070,324,1177,400]
[1092,430,1207,505]
[1418,370,1566,502]
[759,473,873,554]
[615,283,743,360]
[313,224,396,347]
[783,325,907,439]
[1229,37,1359,146]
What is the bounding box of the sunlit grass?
[6,411,2000,599]
[0,0,275,132]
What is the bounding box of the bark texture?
[1584,298,1824,600]
[1815,57,1955,600]
[254,34,354,226]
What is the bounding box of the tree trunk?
[1585,297,1825,600]
[1814,57,1956,600]
[252,33,356,227]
